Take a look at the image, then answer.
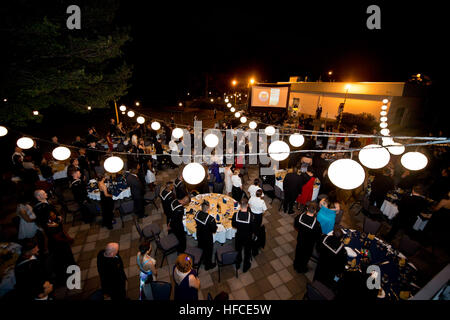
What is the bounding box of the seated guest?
[14,238,49,300]
[97,243,127,300]
[173,254,200,301]
[72,136,85,148]
[44,211,75,285]
[248,178,262,198]
[314,226,348,289]
[16,193,40,241]
[67,158,82,182]
[294,201,322,273]
[369,167,394,208]
[39,158,54,181]
[248,189,267,230]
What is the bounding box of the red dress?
[296,177,315,205]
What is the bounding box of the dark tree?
[0,0,132,126]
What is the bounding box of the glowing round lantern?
[104,156,124,173]
[151,121,161,130]
[137,116,145,124]
[268,140,290,161]
[17,137,34,149]
[328,159,365,190]
[204,134,219,148]
[401,152,428,171]
[358,144,390,169]
[52,146,71,161]
[289,133,305,147]
[249,121,257,129]
[172,128,184,139]
[0,126,7,137]
[265,126,276,136]
[127,111,135,117]
[183,163,206,185]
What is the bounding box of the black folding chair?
[133,217,161,242]
[398,235,422,258]
[154,233,179,267]
[184,247,203,274]
[149,281,172,300]
[144,184,160,210]
[215,244,238,282]
[273,185,285,210]
[363,216,382,235]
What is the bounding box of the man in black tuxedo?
[125,166,147,218]
[195,201,217,270]
[70,169,94,223]
[33,189,56,228]
[97,243,127,300]
[283,167,306,214]
[160,181,175,224]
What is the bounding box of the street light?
[135,101,140,107]
[249,78,255,85]
[232,80,238,105]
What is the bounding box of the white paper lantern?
[382,137,394,146]
[328,159,365,190]
[172,128,184,139]
[151,121,161,130]
[183,163,206,185]
[227,103,232,108]
[204,134,219,148]
[380,122,388,128]
[380,111,387,116]
[382,99,389,104]
[401,152,428,171]
[17,137,34,149]
[230,107,235,112]
[381,105,388,110]
[380,117,387,122]
[33,110,39,116]
[289,133,305,147]
[265,126,276,136]
[119,105,126,111]
[225,98,229,103]
[358,144,390,169]
[235,112,241,118]
[127,110,135,117]
[136,116,145,124]
[268,140,290,161]
[380,128,390,136]
[0,126,7,137]
[249,121,257,129]
[240,116,247,123]
[52,146,71,161]
[386,142,405,155]
[104,156,124,173]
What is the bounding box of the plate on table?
[344,247,357,257]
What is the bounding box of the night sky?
[115,1,446,105]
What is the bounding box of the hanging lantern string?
[126,107,448,141]
[5,125,449,158]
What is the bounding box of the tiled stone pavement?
[56,166,364,300]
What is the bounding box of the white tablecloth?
[381,200,399,219]
[87,188,131,201]
[183,220,236,244]
[39,166,68,181]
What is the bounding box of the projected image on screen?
[251,85,289,108]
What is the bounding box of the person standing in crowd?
[160,181,175,224]
[248,189,267,230]
[283,167,303,214]
[369,167,395,208]
[173,254,200,301]
[44,210,75,285]
[144,158,156,189]
[174,173,187,199]
[385,183,429,241]
[232,197,254,273]
[98,176,114,229]
[296,166,316,209]
[109,118,117,136]
[97,243,127,300]
[224,164,233,195]
[126,166,147,218]
[293,201,322,273]
[231,168,243,201]
[136,240,157,300]
[72,136,85,148]
[315,105,322,120]
[313,226,348,289]
[194,201,217,270]
[16,193,40,241]
[248,178,262,198]
[14,238,49,300]
[70,169,93,223]
[33,189,56,228]
[317,191,341,234]
[169,196,190,253]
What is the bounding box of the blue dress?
[317,206,336,234]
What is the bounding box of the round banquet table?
[183,193,239,244]
[339,228,420,300]
[86,178,131,201]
